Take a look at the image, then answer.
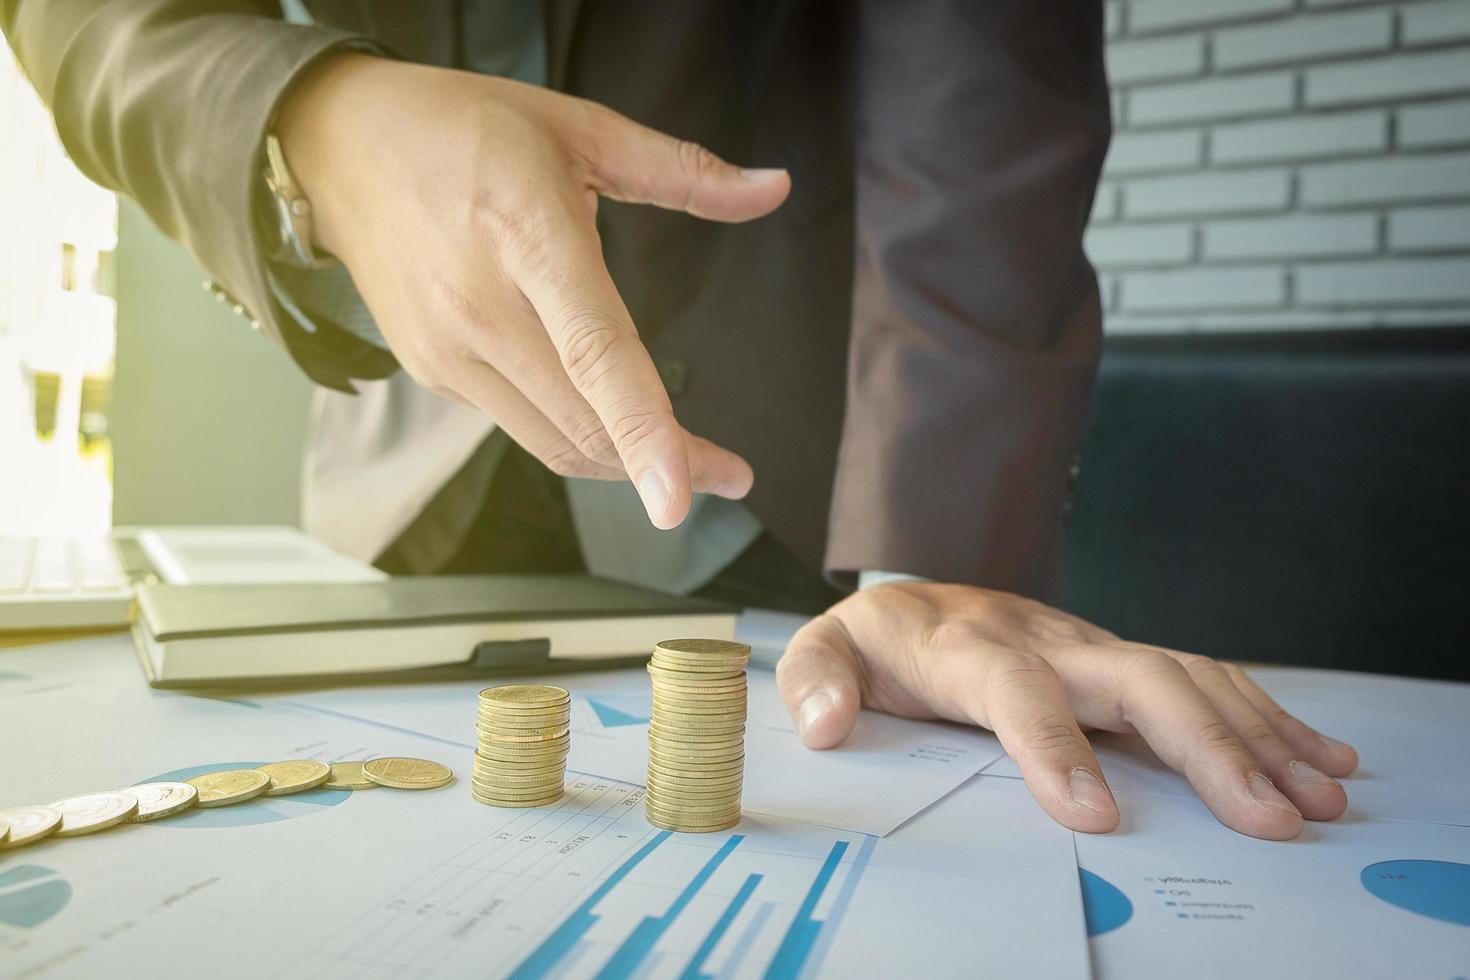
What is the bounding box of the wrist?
[274,51,385,257]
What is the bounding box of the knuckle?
[1016,716,1083,755]
[558,315,625,388]
[609,408,668,455]
[1177,654,1230,687]
[1122,650,1187,685]
[479,199,551,263]
[675,139,721,183]
[986,651,1060,695]
[925,617,989,652]
[1193,720,1245,756]
[1236,720,1280,747]
[539,443,595,479]
[567,415,617,462]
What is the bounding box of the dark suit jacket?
[2,0,1110,598]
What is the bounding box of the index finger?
[507,208,692,529]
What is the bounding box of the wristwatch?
[261,132,334,269]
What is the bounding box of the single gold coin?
[648,760,745,778]
[653,638,751,660]
[472,767,567,784]
[51,791,139,837]
[478,732,570,750]
[645,767,744,784]
[471,780,566,797]
[362,757,454,790]
[646,813,741,833]
[324,761,378,790]
[646,785,743,804]
[187,769,271,808]
[647,801,742,818]
[650,710,748,727]
[475,713,572,731]
[648,668,749,688]
[471,763,567,780]
[258,760,332,796]
[478,728,571,743]
[651,688,748,703]
[645,799,743,819]
[479,685,571,709]
[472,790,564,808]
[127,781,198,822]
[476,726,572,742]
[648,743,746,761]
[0,805,62,848]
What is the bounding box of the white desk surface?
[2,626,1468,979]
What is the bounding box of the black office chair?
[1063,327,1470,682]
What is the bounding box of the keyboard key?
[30,539,77,593]
[0,537,36,594]
[76,537,127,591]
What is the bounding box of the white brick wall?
[1094,0,1470,334]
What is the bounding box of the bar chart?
[287,776,876,979]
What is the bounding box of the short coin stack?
[645,639,750,833]
[473,685,571,808]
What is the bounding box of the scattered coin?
[0,805,61,849]
[324,761,378,790]
[127,781,198,822]
[362,757,454,790]
[187,769,271,808]
[51,791,139,837]
[258,760,332,796]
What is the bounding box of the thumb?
[775,614,864,749]
[580,108,790,222]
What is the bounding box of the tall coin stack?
[473,685,571,808]
[645,639,750,833]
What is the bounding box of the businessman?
[3,0,1356,839]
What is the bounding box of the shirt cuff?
[858,569,934,590]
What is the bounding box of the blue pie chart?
[0,865,70,929]
[1361,860,1470,928]
[138,761,350,828]
[1080,869,1133,936]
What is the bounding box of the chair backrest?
[1063,327,1470,682]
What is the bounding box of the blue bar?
[598,836,745,980]
[795,835,877,980]
[508,831,672,980]
[762,841,849,980]
[679,873,763,980]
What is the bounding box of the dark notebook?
[132,574,737,687]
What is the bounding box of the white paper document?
[263,665,1005,838]
[0,638,1085,979]
[1074,789,1470,979]
[984,665,1470,828]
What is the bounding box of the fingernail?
[1289,760,1337,787]
[637,470,671,526]
[740,167,786,184]
[1247,771,1299,814]
[796,690,834,740]
[1068,768,1116,815]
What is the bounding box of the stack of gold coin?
[645,639,749,832]
[472,685,571,808]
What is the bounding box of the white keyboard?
[0,535,134,630]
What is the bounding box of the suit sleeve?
[824,0,1112,600]
[1,0,397,390]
